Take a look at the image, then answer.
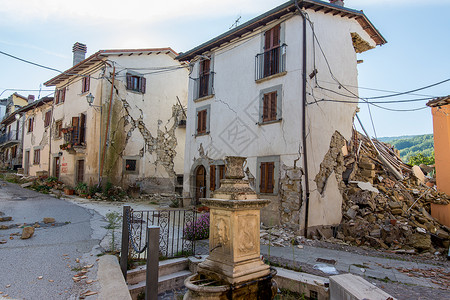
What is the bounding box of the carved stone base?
[198,257,270,284]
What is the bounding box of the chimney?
[72,42,87,66]
[27,95,35,103]
[330,0,344,6]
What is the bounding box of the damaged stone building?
[42,43,188,192]
[178,0,386,232]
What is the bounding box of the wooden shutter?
[86,76,90,92]
[197,110,207,134]
[44,111,52,127]
[210,165,216,191]
[79,113,86,144]
[264,25,280,51]
[200,59,210,76]
[260,162,267,193]
[270,92,277,120]
[267,162,274,193]
[140,77,146,93]
[72,116,79,144]
[126,73,132,89]
[260,162,274,193]
[61,88,66,103]
[263,94,269,122]
[55,90,60,104]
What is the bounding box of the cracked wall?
[101,57,187,193]
[280,163,303,229]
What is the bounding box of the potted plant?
[75,182,88,197]
[64,186,75,195]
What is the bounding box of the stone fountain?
[184,156,277,300]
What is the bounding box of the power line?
[0,89,54,97]
[0,50,62,73]
[307,98,429,112]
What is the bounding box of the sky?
[0,0,449,137]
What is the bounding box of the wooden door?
[195,165,206,204]
[54,157,60,180]
[24,151,30,175]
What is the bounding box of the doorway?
[24,150,30,175]
[195,165,206,205]
[53,157,60,180]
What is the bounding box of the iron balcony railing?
[0,130,19,144]
[255,44,287,81]
[193,72,215,100]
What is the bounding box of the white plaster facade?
[179,0,385,231]
[21,98,53,176]
[44,48,188,192]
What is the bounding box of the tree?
[408,152,435,166]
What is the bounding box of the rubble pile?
[338,132,450,254]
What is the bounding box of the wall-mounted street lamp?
[15,113,21,121]
[85,92,103,186]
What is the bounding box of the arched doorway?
[195,165,206,204]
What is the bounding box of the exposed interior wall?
[432,106,450,195]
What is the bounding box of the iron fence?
[255,45,287,81]
[124,207,197,261]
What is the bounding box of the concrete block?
[98,255,132,300]
[329,273,395,300]
[274,267,329,300]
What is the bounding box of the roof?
[427,96,450,108]
[12,93,28,101]
[44,47,179,86]
[1,97,53,125]
[176,0,386,61]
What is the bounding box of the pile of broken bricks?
[338,132,450,255]
[261,131,450,257]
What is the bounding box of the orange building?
[427,96,450,196]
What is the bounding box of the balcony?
[0,130,19,147]
[193,72,215,101]
[60,126,86,153]
[255,45,287,81]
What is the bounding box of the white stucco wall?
[183,9,377,230]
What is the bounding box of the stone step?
[329,273,395,300]
[128,270,191,300]
[127,257,189,285]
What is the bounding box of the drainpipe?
[295,0,310,237]
[99,65,115,185]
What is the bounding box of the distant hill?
[377,134,434,163]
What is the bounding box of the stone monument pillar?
[197,156,271,284]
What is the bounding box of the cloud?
[0,40,68,58]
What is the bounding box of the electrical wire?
[0,89,54,98]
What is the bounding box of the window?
[55,87,66,104]
[196,105,210,135]
[33,149,40,165]
[210,163,226,191]
[197,110,207,134]
[257,156,280,194]
[256,24,286,81]
[123,156,139,174]
[260,85,282,124]
[260,162,274,193]
[199,59,211,98]
[55,120,63,138]
[70,113,86,145]
[44,110,52,127]
[82,76,90,93]
[126,73,146,93]
[28,117,34,133]
[125,160,137,171]
[76,160,84,183]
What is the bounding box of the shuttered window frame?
[44,110,52,128]
[256,155,280,195]
[195,104,211,136]
[126,71,146,94]
[259,84,282,125]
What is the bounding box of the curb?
[97,255,132,300]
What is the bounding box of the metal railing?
[193,72,215,100]
[120,206,197,264]
[0,130,19,144]
[255,45,287,81]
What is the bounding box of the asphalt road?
[0,180,107,300]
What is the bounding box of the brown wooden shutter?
[267,162,274,193]
[140,77,146,93]
[72,116,79,144]
[200,59,210,76]
[202,110,207,132]
[55,90,60,104]
[86,76,90,92]
[263,94,269,122]
[61,88,66,102]
[197,111,202,134]
[126,73,132,89]
[260,162,267,193]
[79,113,86,144]
[273,25,280,47]
[270,92,277,120]
[210,165,216,191]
